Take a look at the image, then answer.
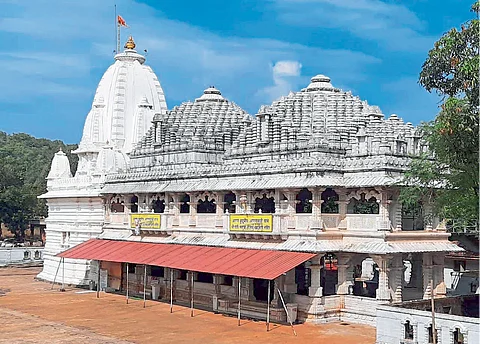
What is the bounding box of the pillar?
[375,255,390,301]
[389,254,404,302]
[245,191,253,213]
[311,188,323,231]
[308,255,323,297]
[433,254,446,298]
[336,254,353,295]
[422,253,433,299]
[283,269,297,294]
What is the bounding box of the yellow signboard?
[130,214,161,229]
[229,214,273,233]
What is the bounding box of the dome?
[195,86,226,102]
[47,149,72,179]
[304,74,337,92]
[76,36,167,155]
[95,145,129,174]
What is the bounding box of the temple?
[38,37,462,325]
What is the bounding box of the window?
[223,275,233,286]
[178,270,187,280]
[296,188,312,213]
[254,194,275,213]
[428,325,438,344]
[453,328,464,344]
[321,188,339,213]
[180,194,190,214]
[224,192,236,213]
[130,195,139,213]
[196,272,213,283]
[350,195,379,214]
[253,278,273,302]
[111,197,125,213]
[404,321,414,340]
[152,198,165,213]
[295,263,311,296]
[151,266,164,278]
[197,197,216,213]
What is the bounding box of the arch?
[197,196,216,213]
[321,188,339,213]
[130,195,139,213]
[224,191,236,213]
[402,202,424,230]
[151,197,165,213]
[352,257,379,297]
[254,194,275,214]
[110,196,125,213]
[404,320,414,340]
[296,188,312,213]
[348,193,379,214]
[180,194,190,214]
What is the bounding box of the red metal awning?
[58,239,316,280]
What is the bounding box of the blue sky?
[0,0,474,143]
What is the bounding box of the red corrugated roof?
[58,239,316,280]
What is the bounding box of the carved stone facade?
[39,39,462,325]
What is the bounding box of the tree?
[400,2,479,232]
[0,132,78,239]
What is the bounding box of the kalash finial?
[124,36,136,50]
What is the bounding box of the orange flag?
[117,15,128,27]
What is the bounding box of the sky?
[0,0,475,144]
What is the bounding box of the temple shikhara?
[38,36,463,325]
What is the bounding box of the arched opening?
[295,262,311,295]
[110,197,124,213]
[151,197,165,213]
[404,320,414,340]
[352,257,378,298]
[348,194,379,214]
[321,188,339,213]
[453,328,464,344]
[254,194,275,213]
[296,188,312,213]
[428,324,438,344]
[130,195,139,213]
[180,194,190,214]
[321,253,338,296]
[224,192,236,213]
[197,196,216,213]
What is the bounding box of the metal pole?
[143,265,147,308]
[114,4,117,53]
[431,279,436,344]
[267,280,271,331]
[237,277,241,326]
[96,260,100,298]
[60,257,65,292]
[170,269,173,313]
[190,272,194,317]
[126,263,129,304]
[51,257,62,289]
[277,288,297,336]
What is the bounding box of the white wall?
[376,304,480,344]
[0,247,44,265]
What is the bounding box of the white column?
[433,254,446,298]
[422,253,434,299]
[375,255,390,301]
[308,255,323,297]
[389,254,403,302]
[283,269,297,294]
[336,254,353,295]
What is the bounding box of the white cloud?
[258,60,303,102]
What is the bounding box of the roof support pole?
[60,257,65,292]
[237,277,241,326]
[190,272,194,317]
[143,265,147,308]
[266,279,271,332]
[431,279,436,344]
[126,263,129,304]
[96,260,100,298]
[277,287,296,336]
[170,268,173,313]
[51,257,62,290]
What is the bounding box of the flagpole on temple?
[114,5,118,53]
[115,6,121,53]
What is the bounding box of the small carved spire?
[124,36,136,50]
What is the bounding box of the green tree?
[400,2,479,232]
[0,132,78,238]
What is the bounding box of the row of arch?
[109,188,380,215]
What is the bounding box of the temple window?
[224,192,236,213]
[180,194,190,214]
[321,253,338,296]
[401,202,424,230]
[404,320,414,340]
[253,278,274,302]
[427,325,438,344]
[352,258,378,298]
[453,328,464,344]
[222,275,233,286]
[321,188,339,213]
[348,194,379,214]
[254,194,275,213]
[151,266,164,278]
[296,188,312,213]
[130,195,139,213]
[295,262,311,296]
[152,197,165,213]
[110,197,124,213]
[197,196,216,213]
[178,270,187,280]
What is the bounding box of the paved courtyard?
[0,267,375,344]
